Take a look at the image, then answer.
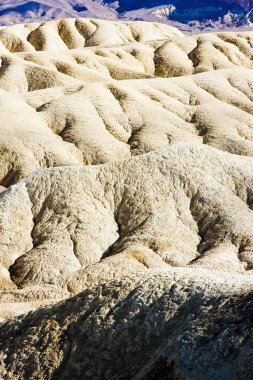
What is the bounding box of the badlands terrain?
[0,17,252,379]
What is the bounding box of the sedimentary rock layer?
[0,18,252,380]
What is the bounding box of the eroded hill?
[0,18,252,380]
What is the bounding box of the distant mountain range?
[0,1,253,32]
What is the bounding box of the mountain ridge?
[1,1,253,32]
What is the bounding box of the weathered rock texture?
[0,18,252,380]
[1,270,253,380]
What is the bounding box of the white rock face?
[0,18,252,380]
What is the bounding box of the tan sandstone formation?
[0,18,252,380]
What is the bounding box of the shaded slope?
[0,270,252,379]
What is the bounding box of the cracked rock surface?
[0,18,252,380]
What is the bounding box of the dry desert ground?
[0,18,252,379]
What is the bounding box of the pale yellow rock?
[0,18,252,379]
[154,32,253,77]
[0,144,249,297]
[0,68,253,184]
[0,21,252,188]
[0,18,182,54]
